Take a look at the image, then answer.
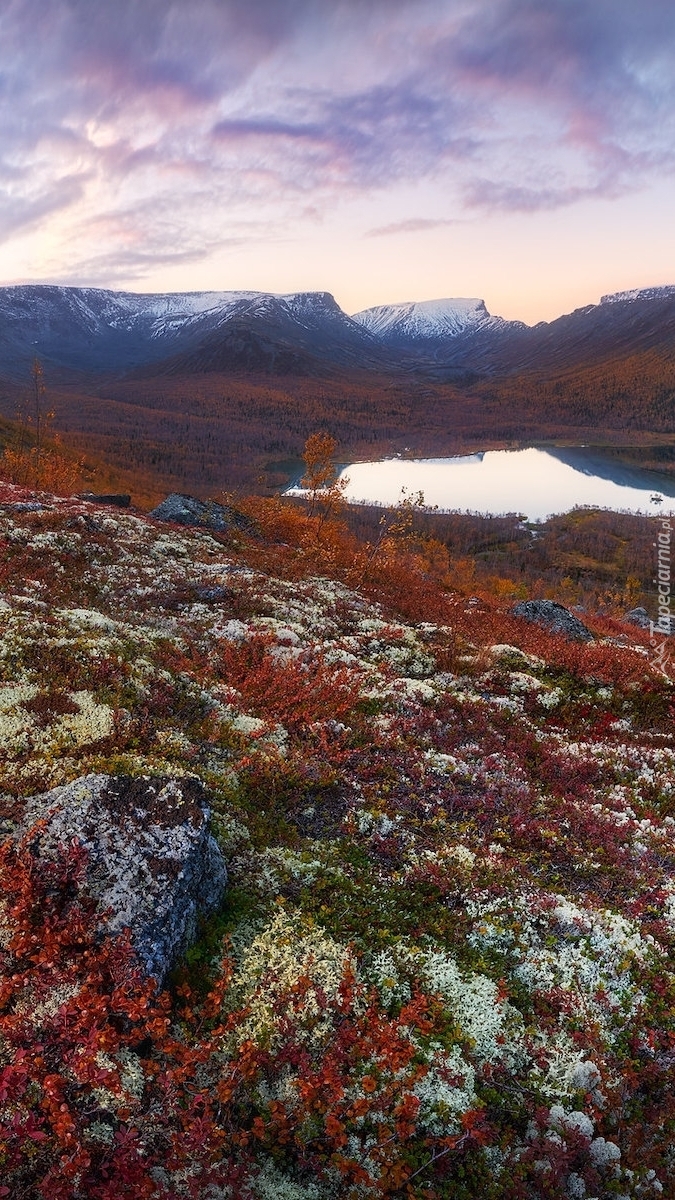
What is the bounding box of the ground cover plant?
[0,473,674,1198]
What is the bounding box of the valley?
[0,473,673,1197]
[1,283,674,506]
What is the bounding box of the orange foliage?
[0,442,85,496]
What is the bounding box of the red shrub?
[215,635,364,732]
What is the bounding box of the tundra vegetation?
[0,442,674,1199]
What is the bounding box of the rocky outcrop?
[512,599,594,642]
[624,606,651,630]
[20,774,227,983]
[77,492,131,507]
[150,493,256,535]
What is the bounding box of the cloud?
[0,174,90,244]
[1,0,675,281]
[212,117,327,145]
[211,81,478,199]
[432,0,675,208]
[366,217,458,237]
[464,179,604,214]
[30,184,285,286]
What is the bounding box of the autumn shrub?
[240,495,454,624]
[215,635,364,732]
[0,441,85,498]
[0,833,256,1198]
[3,470,675,1198]
[0,834,169,1198]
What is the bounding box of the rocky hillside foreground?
[0,483,674,1198]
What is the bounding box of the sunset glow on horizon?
[2,0,675,324]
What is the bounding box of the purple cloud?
[1,0,675,282]
[213,117,327,144]
[434,0,675,205]
[366,217,459,237]
[0,174,89,243]
[211,82,476,198]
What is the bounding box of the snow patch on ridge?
[600,285,675,305]
[0,285,347,339]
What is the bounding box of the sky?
[1,0,675,324]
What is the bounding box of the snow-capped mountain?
[600,285,675,305]
[152,289,389,376]
[0,285,256,374]
[1,282,675,381]
[351,297,505,342]
[0,286,384,376]
[0,284,350,337]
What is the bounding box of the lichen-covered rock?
[625,606,651,630]
[20,774,227,983]
[512,599,594,642]
[150,493,255,535]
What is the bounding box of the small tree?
[301,432,348,529]
[0,359,84,494]
[355,487,430,584]
[32,356,45,474]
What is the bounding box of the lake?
[329,446,675,522]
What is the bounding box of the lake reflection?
[334,447,675,522]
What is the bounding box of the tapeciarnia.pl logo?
[651,518,673,670]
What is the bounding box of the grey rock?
[624,606,651,630]
[77,492,131,507]
[150,493,256,535]
[512,600,594,642]
[20,774,227,983]
[193,584,234,604]
[1,501,45,512]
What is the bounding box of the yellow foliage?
[0,443,84,496]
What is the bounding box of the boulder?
[193,584,234,604]
[20,774,227,983]
[150,493,256,535]
[624,607,651,630]
[77,492,131,507]
[512,600,594,642]
[1,501,45,512]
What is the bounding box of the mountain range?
[1,281,675,502]
[2,282,675,380]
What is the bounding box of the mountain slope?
[474,287,675,375]
[0,479,674,1197]
[350,286,675,376]
[0,284,243,375]
[147,290,390,376]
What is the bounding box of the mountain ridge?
[2,281,675,380]
[0,284,388,376]
[0,280,667,393]
[350,295,515,342]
